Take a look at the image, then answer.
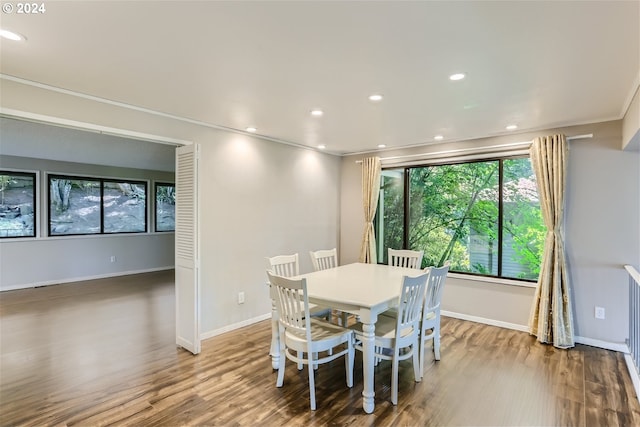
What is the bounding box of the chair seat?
[349,317,417,345]
[309,303,332,319]
[286,318,353,354]
[381,308,436,322]
[380,307,398,318]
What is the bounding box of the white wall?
[197,132,340,333]
[340,121,640,348]
[0,233,174,290]
[0,153,176,290]
[565,121,640,344]
[0,116,176,172]
[622,86,639,151]
[1,78,341,336]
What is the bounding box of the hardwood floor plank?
[2,270,639,426]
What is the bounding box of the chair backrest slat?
[309,248,338,272]
[396,272,429,333]
[266,253,299,277]
[423,261,450,316]
[388,249,424,269]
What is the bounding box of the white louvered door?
[175,143,201,354]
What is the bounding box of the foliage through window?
[155,183,175,232]
[48,175,147,236]
[0,171,36,238]
[376,157,544,281]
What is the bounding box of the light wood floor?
[1,270,639,426]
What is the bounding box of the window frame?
[154,182,175,233]
[0,169,38,239]
[376,154,541,283]
[47,173,148,237]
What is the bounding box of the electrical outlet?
[595,306,605,320]
[110,255,116,263]
[238,292,245,304]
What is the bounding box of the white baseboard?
[574,336,629,353]
[624,352,640,405]
[442,310,628,353]
[441,310,530,333]
[0,266,175,292]
[200,313,272,340]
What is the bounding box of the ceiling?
[1,1,638,155]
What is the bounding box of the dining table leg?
[361,320,376,413]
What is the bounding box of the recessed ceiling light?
[317,144,326,149]
[434,135,444,141]
[449,73,466,81]
[311,109,324,117]
[378,144,386,148]
[369,94,383,102]
[0,29,26,41]
[245,127,257,133]
[506,124,518,131]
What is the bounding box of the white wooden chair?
[266,253,333,369]
[388,248,424,269]
[419,261,450,379]
[267,271,354,411]
[349,271,429,405]
[309,248,349,326]
[379,248,425,322]
[375,248,424,365]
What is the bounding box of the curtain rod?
[355,134,593,164]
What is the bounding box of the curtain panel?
[528,134,575,349]
[359,157,381,264]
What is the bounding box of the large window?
[155,182,175,232]
[376,157,544,281]
[48,175,147,236]
[0,171,36,238]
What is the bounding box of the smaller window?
[0,171,36,238]
[103,180,147,233]
[49,176,101,236]
[155,183,175,232]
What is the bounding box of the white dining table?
[268,262,423,414]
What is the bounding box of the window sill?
[0,231,174,243]
[447,272,538,289]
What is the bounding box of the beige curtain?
[528,134,574,348]
[359,157,381,263]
